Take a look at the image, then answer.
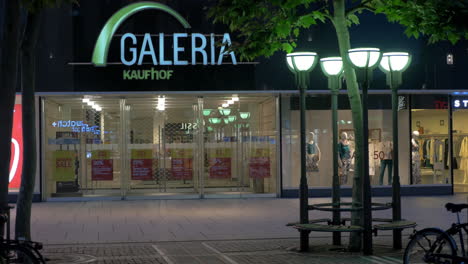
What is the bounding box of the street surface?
[9,194,467,263]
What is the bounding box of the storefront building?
[6,0,468,201]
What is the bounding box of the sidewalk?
[9,194,468,263]
[43,237,409,264]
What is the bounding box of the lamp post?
[286,52,318,252]
[379,52,411,249]
[320,57,343,246]
[347,47,381,255]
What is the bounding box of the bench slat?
[286,218,331,227]
[294,223,363,232]
[373,221,417,230]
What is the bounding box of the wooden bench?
[293,223,363,233]
[372,220,417,236]
[286,218,331,227]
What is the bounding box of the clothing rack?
[418,134,448,138]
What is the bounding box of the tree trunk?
[0,0,21,237]
[332,0,364,251]
[15,11,42,241]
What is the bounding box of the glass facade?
[41,94,278,199]
[281,93,459,193]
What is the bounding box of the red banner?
[9,102,23,190]
[171,158,193,180]
[209,158,231,179]
[131,149,153,180]
[249,157,271,178]
[91,150,113,180]
[131,159,153,180]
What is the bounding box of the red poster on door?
[208,148,231,179]
[131,149,153,180]
[249,149,271,178]
[9,102,23,190]
[91,150,113,181]
[169,149,193,180]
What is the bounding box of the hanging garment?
[412,142,422,184]
[340,158,351,185]
[433,139,444,163]
[307,142,318,154]
[379,159,393,185]
[458,137,468,183]
[306,154,319,172]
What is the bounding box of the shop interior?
[42,94,278,199]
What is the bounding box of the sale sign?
[91,150,113,181]
[9,102,23,191]
[169,149,193,180]
[249,148,271,178]
[207,148,231,179]
[53,150,76,181]
[131,149,153,180]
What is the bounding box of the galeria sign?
[92,2,237,81]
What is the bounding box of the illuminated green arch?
[92,2,191,66]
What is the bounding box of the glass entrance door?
[42,94,278,200]
[123,96,201,198]
[201,96,278,197]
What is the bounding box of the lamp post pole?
[379,52,411,249]
[298,72,310,252]
[320,57,344,246]
[390,71,402,249]
[362,68,373,255]
[330,77,341,246]
[286,52,318,252]
[347,48,381,255]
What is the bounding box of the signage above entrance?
[92,1,237,81]
[453,98,468,109]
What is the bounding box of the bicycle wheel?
[2,245,40,264]
[404,228,457,264]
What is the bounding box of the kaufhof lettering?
[123,68,173,80]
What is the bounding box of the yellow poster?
[131,149,152,159]
[92,150,111,159]
[207,148,231,158]
[169,148,193,158]
[53,150,76,181]
[250,148,270,158]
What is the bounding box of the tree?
[208,0,468,251]
[14,0,75,241]
[0,0,22,238]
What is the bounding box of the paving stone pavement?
[42,236,411,264]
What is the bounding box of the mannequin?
[379,136,393,185]
[411,131,422,184]
[338,132,352,184]
[306,132,321,172]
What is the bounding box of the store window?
[282,94,411,189]
[451,96,468,193]
[410,95,450,185]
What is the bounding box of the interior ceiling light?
[232,96,239,101]
[82,98,90,103]
[227,100,234,105]
[222,103,229,108]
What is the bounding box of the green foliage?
[208,0,329,61]
[372,0,468,44]
[208,0,468,61]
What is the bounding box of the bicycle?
[404,203,468,264]
[1,205,46,264]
